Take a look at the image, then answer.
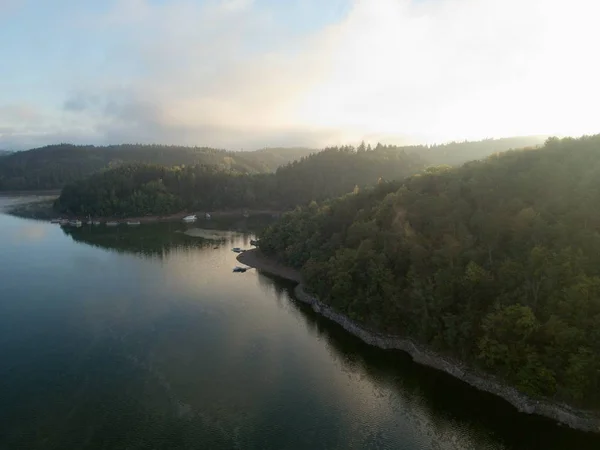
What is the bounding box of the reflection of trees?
[255,272,294,307]
[61,224,216,258]
[275,286,599,450]
[59,215,274,258]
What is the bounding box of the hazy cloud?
[2,0,599,150]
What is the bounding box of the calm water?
[1,197,599,450]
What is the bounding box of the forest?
[0,137,545,191]
[259,135,600,410]
[55,146,425,216]
[0,144,315,190]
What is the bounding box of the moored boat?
[69,220,82,227]
[59,219,69,226]
[182,214,197,223]
[126,221,141,226]
[106,221,119,227]
[50,218,61,224]
[232,247,242,253]
[233,266,247,273]
[93,221,101,226]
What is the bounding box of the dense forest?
[259,135,600,410]
[55,146,425,216]
[0,137,544,191]
[0,144,315,190]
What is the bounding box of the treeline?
[422,135,545,166]
[0,144,315,190]
[259,135,600,410]
[0,137,546,191]
[55,147,426,216]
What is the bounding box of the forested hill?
[259,135,600,410]
[0,137,546,192]
[55,146,426,216]
[421,135,546,166]
[0,144,315,191]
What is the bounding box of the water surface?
[0,197,598,449]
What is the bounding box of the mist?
[1,0,599,150]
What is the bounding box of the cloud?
[296,0,600,141]
[2,0,600,150]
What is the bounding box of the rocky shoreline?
[237,249,600,433]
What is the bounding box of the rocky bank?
[237,249,600,433]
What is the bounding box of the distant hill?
[0,150,12,157]
[0,144,315,191]
[419,136,547,166]
[0,136,549,192]
[55,146,427,216]
[250,147,319,168]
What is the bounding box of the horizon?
[1,0,599,150]
[0,133,554,153]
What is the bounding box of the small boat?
[182,215,197,223]
[106,221,119,227]
[69,220,82,227]
[242,212,250,218]
[233,266,247,273]
[250,239,259,246]
[93,221,101,226]
[232,247,243,253]
[205,213,211,219]
[50,218,61,224]
[126,221,141,226]
[86,221,93,225]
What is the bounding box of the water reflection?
[58,218,267,258]
[2,210,599,450]
[272,277,600,450]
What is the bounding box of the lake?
[1,196,598,450]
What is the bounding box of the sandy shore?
[236,249,600,432]
[237,249,302,283]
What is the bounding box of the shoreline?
[7,200,282,223]
[237,249,600,433]
[0,189,61,196]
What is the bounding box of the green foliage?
[0,136,547,191]
[55,147,425,216]
[0,144,315,191]
[259,135,600,409]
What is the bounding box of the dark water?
[0,198,599,450]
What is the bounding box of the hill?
[420,135,546,166]
[259,135,600,410]
[0,136,547,192]
[55,146,426,216]
[0,144,316,191]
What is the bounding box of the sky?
[1,0,599,150]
